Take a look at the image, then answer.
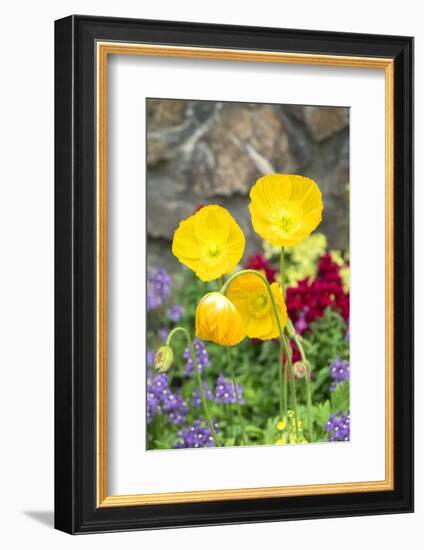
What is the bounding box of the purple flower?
[147,349,155,368]
[158,327,169,342]
[325,410,350,441]
[150,268,171,297]
[147,268,171,311]
[329,357,350,392]
[214,373,244,405]
[146,372,188,425]
[175,418,218,448]
[151,373,169,397]
[167,304,185,323]
[147,379,161,424]
[192,381,213,409]
[147,292,161,311]
[183,338,210,376]
[162,392,189,425]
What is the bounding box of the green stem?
[228,402,234,439]
[282,333,299,439]
[280,246,285,298]
[166,327,218,445]
[227,347,246,445]
[292,332,313,442]
[279,247,300,442]
[283,358,288,417]
[280,247,287,419]
[221,269,287,426]
[278,338,286,421]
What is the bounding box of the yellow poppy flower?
[226,273,287,340]
[172,205,245,282]
[249,174,323,247]
[195,292,246,346]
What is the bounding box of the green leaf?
[314,400,332,426]
[330,382,350,413]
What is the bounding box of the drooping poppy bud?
[195,292,245,347]
[154,345,174,373]
[293,361,307,379]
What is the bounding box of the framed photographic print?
[54,15,414,534]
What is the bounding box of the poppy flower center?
[279,214,295,232]
[202,241,224,264]
[249,293,270,318]
[269,208,300,236]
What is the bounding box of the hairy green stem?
[282,333,299,439]
[292,332,313,442]
[217,275,244,444]
[221,269,287,426]
[278,338,287,420]
[227,347,247,445]
[280,247,301,442]
[283,360,288,418]
[228,401,234,439]
[280,247,288,420]
[166,327,218,445]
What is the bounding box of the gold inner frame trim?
[96,41,395,508]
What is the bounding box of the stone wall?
[146,99,349,272]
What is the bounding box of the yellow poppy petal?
[194,205,231,242]
[227,273,287,340]
[195,292,246,346]
[171,216,201,260]
[249,174,323,247]
[250,174,291,211]
[172,205,245,281]
[248,315,273,339]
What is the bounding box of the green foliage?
[312,381,350,440]
[301,308,348,402]
[330,381,350,413]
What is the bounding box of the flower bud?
[195,292,245,346]
[154,345,174,372]
[293,361,307,379]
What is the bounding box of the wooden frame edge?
[98,479,393,508]
[96,41,108,507]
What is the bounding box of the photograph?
[0,0,418,544]
[146,98,350,450]
[51,14,413,534]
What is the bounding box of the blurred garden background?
[146,99,350,450]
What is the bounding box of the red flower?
[244,253,276,283]
[286,253,349,334]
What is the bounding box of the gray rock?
[147,99,188,129]
[302,106,349,142]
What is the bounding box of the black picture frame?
[55,14,414,534]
